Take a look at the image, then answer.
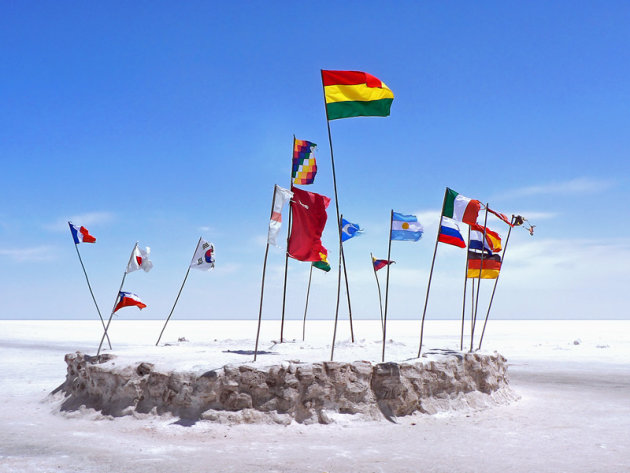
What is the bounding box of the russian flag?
[114,291,147,313]
[68,222,96,244]
[438,217,466,248]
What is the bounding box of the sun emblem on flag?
[402,222,410,229]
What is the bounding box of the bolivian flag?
[322,70,394,120]
[467,252,502,279]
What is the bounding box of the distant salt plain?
[1,319,629,473]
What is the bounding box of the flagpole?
[254,186,278,362]
[320,70,346,359]
[279,136,297,344]
[370,253,385,334]
[459,226,471,351]
[330,213,344,361]
[340,245,355,343]
[73,242,111,349]
[381,210,394,362]
[302,264,313,341]
[418,188,449,357]
[470,205,489,351]
[477,216,515,350]
[97,242,136,356]
[155,237,201,346]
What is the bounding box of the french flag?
[68,222,96,244]
[438,217,466,248]
[114,292,147,313]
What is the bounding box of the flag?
[467,252,501,279]
[443,188,481,225]
[267,185,293,246]
[322,70,394,120]
[438,217,466,248]
[68,222,96,244]
[470,224,502,254]
[114,291,147,312]
[391,212,423,241]
[341,218,362,242]
[190,239,215,271]
[288,186,330,262]
[126,244,153,273]
[292,139,317,185]
[312,252,331,272]
[372,257,395,272]
[486,207,513,227]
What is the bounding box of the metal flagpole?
[302,264,313,341]
[155,237,201,346]
[280,136,296,344]
[73,242,111,349]
[381,210,394,362]
[340,245,355,343]
[459,225,471,351]
[330,214,344,361]
[370,253,385,335]
[418,188,449,357]
[254,186,278,361]
[477,216,515,350]
[97,242,136,356]
[470,205,489,351]
[320,70,346,360]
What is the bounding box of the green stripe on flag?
[326,98,393,120]
[443,188,459,218]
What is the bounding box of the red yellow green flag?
[322,70,394,120]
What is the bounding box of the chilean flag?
[438,217,466,248]
[68,222,96,244]
[114,291,147,313]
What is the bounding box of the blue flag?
[391,212,423,241]
[341,218,362,242]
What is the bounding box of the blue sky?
[1,1,629,323]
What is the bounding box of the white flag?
[267,185,293,246]
[190,239,215,271]
[127,244,153,273]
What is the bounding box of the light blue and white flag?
[391,212,423,241]
[341,218,362,242]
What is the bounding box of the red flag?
[486,207,513,227]
[288,186,330,262]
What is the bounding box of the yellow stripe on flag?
[325,83,394,104]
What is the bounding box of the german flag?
[467,252,501,279]
[322,70,394,120]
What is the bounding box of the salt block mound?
[54,351,517,424]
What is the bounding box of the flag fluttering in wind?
[486,207,513,227]
[443,188,481,225]
[190,239,215,271]
[341,218,362,242]
[467,252,501,279]
[68,222,96,244]
[288,186,330,262]
[114,291,147,312]
[292,139,317,185]
[391,212,423,241]
[438,217,466,248]
[267,185,293,246]
[312,251,331,272]
[470,224,502,254]
[322,70,394,120]
[127,245,153,273]
[372,257,395,272]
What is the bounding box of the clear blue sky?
[1,1,629,322]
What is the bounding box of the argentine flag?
[391,212,423,241]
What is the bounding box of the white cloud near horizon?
[0,246,58,262]
[45,212,115,232]
[507,177,615,198]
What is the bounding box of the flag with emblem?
[391,212,423,241]
[190,238,215,271]
[341,218,362,242]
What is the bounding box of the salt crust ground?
[1,319,630,472]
